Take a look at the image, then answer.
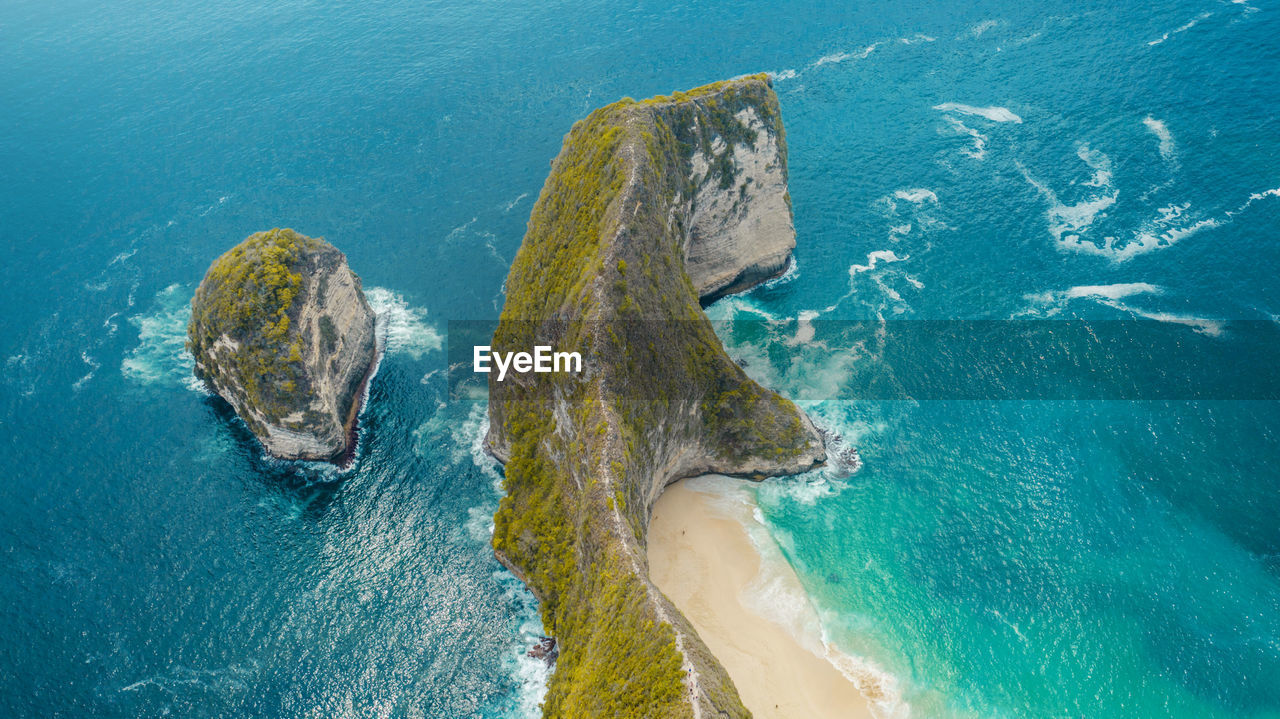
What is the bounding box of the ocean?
[2,0,1278,716]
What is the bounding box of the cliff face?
[188,229,377,462]
[487,75,824,717]
[685,104,795,303]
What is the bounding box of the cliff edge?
[188,228,377,462]
[487,75,824,717]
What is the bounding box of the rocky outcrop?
[187,228,377,462]
[487,75,823,718]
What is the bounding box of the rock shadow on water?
[200,393,351,519]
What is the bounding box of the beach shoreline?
[648,476,883,719]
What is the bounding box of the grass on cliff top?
[490,75,809,718]
[495,401,692,717]
[187,228,323,424]
[494,96,701,716]
[630,72,771,107]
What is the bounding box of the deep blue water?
[3,0,1279,716]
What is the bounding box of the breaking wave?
[411,401,551,716]
[364,287,443,359]
[122,285,440,392]
[120,284,204,392]
[689,476,910,719]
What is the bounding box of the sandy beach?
[648,477,879,719]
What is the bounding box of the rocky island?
[487,75,825,717]
[187,228,378,462]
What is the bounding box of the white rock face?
[257,255,377,459]
[684,106,795,303]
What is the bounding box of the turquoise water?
[3,0,1279,716]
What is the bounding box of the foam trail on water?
[1116,306,1224,335]
[1022,282,1222,334]
[1225,187,1280,218]
[503,192,529,213]
[1147,12,1211,46]
[445,217,478,242]
[800,33,933,76]
[1022,283,1163,316]
[817,246,919,317]
[1121,217,1219,261]
[880,188,947,238]
[1018,151,1122,258]
[1142,117,1177,164]
[1021,145,1247,262]
[933,102,1023,123]
[943,118,987,159]
[1036,283,1164,305]
[813,43,880,67]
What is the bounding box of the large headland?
[485,74,827,717]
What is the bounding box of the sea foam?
[1147,12,1211,46]
[364,287,443,359]
[964,19,1004,39]
[892,189,938,204]
[942,117,988,159]
[1018,149,1129,259]
[1023,282,1222,334]
[813,43,880,67]
[933,102,1023,123]
[121,284,203,392]
[850,250,909,275]
[453,402,551,718]
[1142,117,1177,164]
[1023,283,1164,313]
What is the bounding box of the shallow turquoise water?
[2,0,1278,715]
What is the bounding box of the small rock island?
[488,74,825,717]
[187,228,377,462]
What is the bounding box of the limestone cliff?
[684,96,795,303]
[487,75,824,717]
[188,228,377,462]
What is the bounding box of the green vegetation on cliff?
[187,228,321,424]
[489,75,821,718]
